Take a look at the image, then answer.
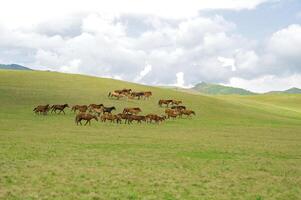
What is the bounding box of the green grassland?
[0,70,300,200]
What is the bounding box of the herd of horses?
[108,89,152,100]
[33,88,196,126]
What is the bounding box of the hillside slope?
[192,82,255,95]
[0,70,300,200]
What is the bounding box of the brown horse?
[130,92,145,100]
[90,107,103,117]
[33,104,50,115]
[158,99,173,107]
[51,104,69,114]
[171,105,186,111]
[171,100,182,105]
[127,115,146,124]
[145,114,166,124]
[179,109,196,118]
[143,91,152,99]
[88,104,103,110]
[165,109,180,119]
[72,105,88,113]
[123,107,142,115]
[100,113,122,123]
[75,113,98,125]
[108,91,127,100]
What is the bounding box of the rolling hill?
[266,87,301,94]
[0,70,300,199]
[0,63,32,70]
[192,82,256,95]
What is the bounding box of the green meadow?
[0,70,300,199]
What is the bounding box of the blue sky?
[206,0,301,40]
[0,0,301,92]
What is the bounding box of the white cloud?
[175,72,185,87]
[218,57,236,71]
[134,63,152,82]
[0,0,273,29]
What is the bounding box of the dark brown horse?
[179,109,196,118]
[130,92,145,100]
[51,104,69,114]
[102,106,116,114]
[33,104,50,115]
[88,104,103,110]
[75,113,98,125]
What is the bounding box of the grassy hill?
[192,82,256,95]
[0,70,300,199]
[267,87,301,94]
[0,63,32,70]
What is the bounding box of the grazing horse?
[171,105,186,111]
[71,105,88,113]
[158,99,173,107]
[108,91,127,100]
[143,91,152,99]
[179,109,196,118]
[102,106,116,114]
[75,113,98,125]
[130,92,145,100]
[33,104,50,115]
[51,104,69,114]
[171,100,182,105]
[123,107,142,115]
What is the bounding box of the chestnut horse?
[75,113,98,125]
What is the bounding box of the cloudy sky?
[0,0,301,92]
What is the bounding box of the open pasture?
[0,70,300,199]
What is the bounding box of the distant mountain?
[266,87,301,94]
[192,82,256,95]
[0,64,32,70]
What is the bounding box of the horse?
[130,92,145,100]
[71,105,88,113]
[102,106,116,114]
[127,115,146,124]
[158,99,173,107]
[165,109,180,119]
[145,114,166,124]
[88,104,103,110]
[171,105,186,111]
[143,91,152,99]
[101,113,122,124]
[179,110,196,118]
[171,100,182,105]
[108,91,127,100]
[75,113,98,125]
[51,104,69,114]
[33,104,50,115]
[123,107,142,115]
[90,107,103,117]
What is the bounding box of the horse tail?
[108,92,111,97]
[33,107,37,111]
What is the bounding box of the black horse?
[102,106,116,114]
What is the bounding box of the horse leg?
[62,109,66,115]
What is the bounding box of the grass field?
[0,70,300,200]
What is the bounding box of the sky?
[0,0,301,93]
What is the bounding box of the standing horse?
[158,99,173,107]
